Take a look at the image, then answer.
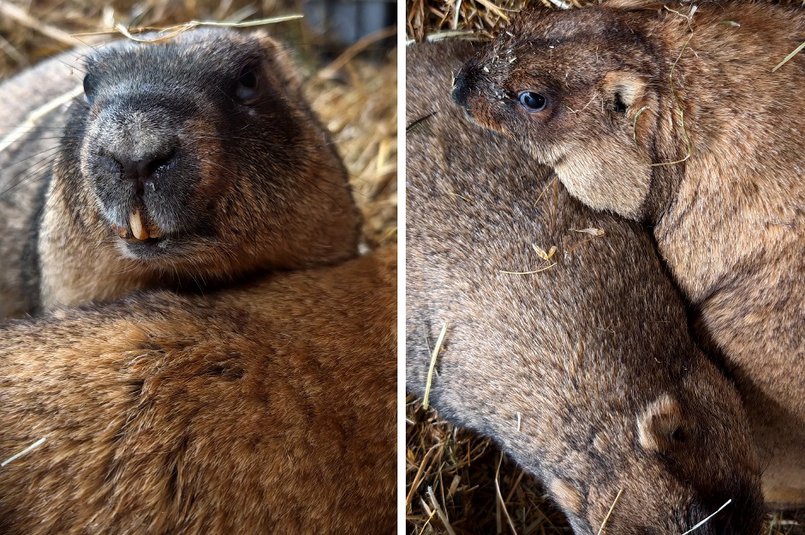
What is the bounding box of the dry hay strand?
[96,14,305,43]
[407,0,803,532]
[422,322,448,410]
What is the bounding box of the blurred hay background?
[406,1,802,534]
[408,0,566,42]
[407,0,802,40]
[0,0,396,249]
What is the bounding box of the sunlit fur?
[0,247,396,534]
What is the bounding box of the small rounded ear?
[251,30,281,50]
[637,394,686,453]
[252,31,304,94]
[602,71,646,113]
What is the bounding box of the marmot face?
[60,29,355,267]
[453,7,665,219]
[569,364,763,534]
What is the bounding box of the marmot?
[452,0,804,506]
[408,40,763,533]
[0,246,396,534]
[0,29,360,318]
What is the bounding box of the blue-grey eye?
[235,65,260,104]
[83,73,96,101]
[518,91,547,112]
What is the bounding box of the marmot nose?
[113,144,179,192]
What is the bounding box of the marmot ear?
[252,31,281,51]
[252,31,304,94]
[602,71,646,114]
[637,394,687,453]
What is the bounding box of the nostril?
[141,147,177,178]
[114,145,179,186]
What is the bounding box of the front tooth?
[129,210,148,240]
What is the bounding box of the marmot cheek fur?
[0,246,396,534]
[454,0,804,506]
[408,40,763,534]
[0,28,360,318]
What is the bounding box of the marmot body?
[0,29,360,318]
[0,246,396,534]
[453,1,804,506]
[407,41,762,534]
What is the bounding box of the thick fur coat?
[0,247,396,534]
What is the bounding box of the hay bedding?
[405,1,802,533]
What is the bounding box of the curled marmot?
[452,1,804,506]
[0,29,359,318]
[408,41,763,533]
[0,246,396,534]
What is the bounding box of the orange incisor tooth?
[129,210,148,241]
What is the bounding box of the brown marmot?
[452,0,804,507]
[408,40,763,534]
[0,246,396,534]
[0,29,360,318]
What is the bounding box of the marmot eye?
[235,65,260,104]
[670,427,687,443]
[518,91,548,112]
[83,73,96,101]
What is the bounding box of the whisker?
[56,58,89,76]
[680,499,732,535]
[0,85,82,155]
[0,151,60,198]
[0,144,62,170]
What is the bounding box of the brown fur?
[453,1,804,506]
[407,40,764,533]
[0,246,396,534]
[0,29,360,318]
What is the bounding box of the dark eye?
[518,91,548,112]
[670,427,687,443]
[235,64,261,104]
[83,73,96,101]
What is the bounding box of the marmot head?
[543,355,763,534]
[58,28,359,277]
[452,6,683,220]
